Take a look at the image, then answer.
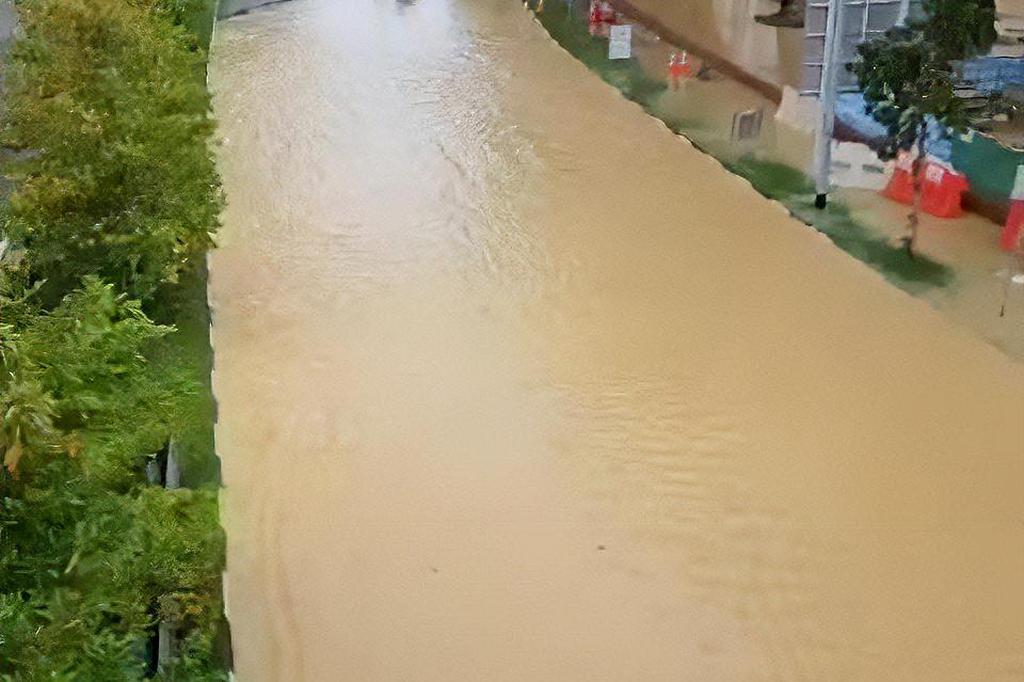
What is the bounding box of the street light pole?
[813,0,845,209]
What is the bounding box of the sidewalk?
[530,1,1024,361]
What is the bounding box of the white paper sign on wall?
[608,24,632,60]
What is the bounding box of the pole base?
[815,193,828,209]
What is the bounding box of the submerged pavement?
[209,1,1024,680]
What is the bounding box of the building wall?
[620,0,805,92]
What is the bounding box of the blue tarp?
[836,93,888,139]
[835,93,953,162]
[959,56,1024,95]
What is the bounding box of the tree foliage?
[852,0,996,158]
[0,278,226,679]
[852,27,966,160]
[1,481,226,680]
[1,278,185,481]
[0,0,227,678]
[1,0,222,302]
[922,0,997,64]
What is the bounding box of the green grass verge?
[169,0,219,49]
[532,1,666,105]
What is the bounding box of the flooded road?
[208,1,1024,680]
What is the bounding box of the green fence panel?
[951,131,1023,206]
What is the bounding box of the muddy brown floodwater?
[208,1,1024,680]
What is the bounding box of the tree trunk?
[907,121,928,259]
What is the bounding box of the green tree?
[0,482,226,680]
[1,0,222,303]
[0,1,227,677]
[1,278,179,482]
[851,0,997,256]
[0,282,224,680]
[853,31,965,256]
[0,343,58,476]
[923,0,997,64]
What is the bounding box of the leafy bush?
[2,0,222,303]
[0,479,226,680]
[0,0,228,678]
[2,277,202,484]
[923,0,997,63]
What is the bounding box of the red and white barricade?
[920,162,969,219]
[588,1,616,35]
[1001,165,1024,253]
[882,151,916,205]
[883,153,969,219]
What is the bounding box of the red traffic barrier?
[882,155,969,219]
[588,1,616,36]
[1001,165,1024,253]
[920,163,968,219]
[589,1,616,24]
[1001,203,1024,253]
[882,152,915,205]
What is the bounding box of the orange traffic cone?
[668,52,692,90]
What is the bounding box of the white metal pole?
[897,0,911,25]
[813,0,844,208]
